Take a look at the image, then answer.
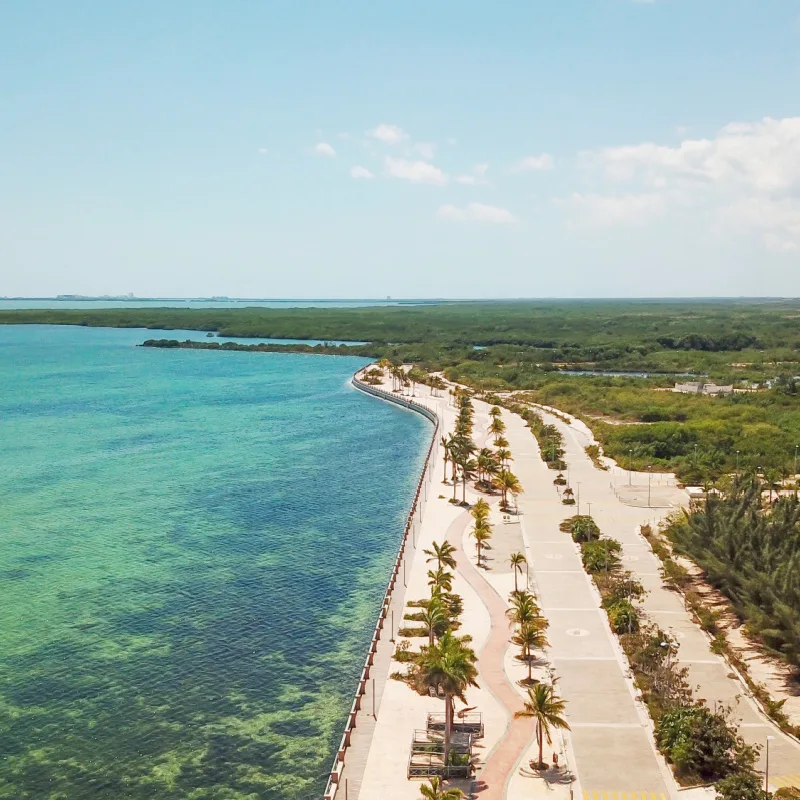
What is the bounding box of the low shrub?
[581,539,622,573]
[606,599,640,634]
[655,703,756,782]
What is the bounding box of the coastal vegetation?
[5,299,800,383]
[663,480,800,670]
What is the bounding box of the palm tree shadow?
[518,764,575,786]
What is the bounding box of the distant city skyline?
[1,1,799,298]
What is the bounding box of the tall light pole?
[765,735,775,797]
[736,450,740,472]
[648,466,653,508]
[629,449,633,486]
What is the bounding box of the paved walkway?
[446,505,539,799]
[354,382,509,800]
[503,410,674,799]
[528,405,800,791]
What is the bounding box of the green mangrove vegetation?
[664,480,800,670]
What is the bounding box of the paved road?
[520,405,800,791]
[505,411,673,798]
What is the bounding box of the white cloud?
[514,154,555,172]
[584,116,800,248]
[257,148,268,155]
[559,192,664,226]
[384,156,448,185]
[315,142,336,157]
[368,124,409,144]
[455,164,490,185]
[414,142,437,160]
[438,203,516,224]
[350,165,375,180]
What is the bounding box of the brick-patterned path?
[447,508,537,799]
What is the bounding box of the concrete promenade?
[346,374,571,800]
[341,372,800,800]
[518,404,800,792]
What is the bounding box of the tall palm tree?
[506,591,542,631]
[425,540,457,571]
[428,567,454,593]
[490,417,506,442]
[495,448,513,469]
[411,634,479,770]
[476,448,497,485]
[489,406,502,420]
[471,521,492,566]
[494,435,509,450]
[441,436,451,483]
[513,623,549,683]
[460,457,477,503]
[471,497,490,524]
[515,684,570,769]
[420,777,464,800]
[495,469,523,510]
[509,552,527,593]
[421,597,449,646]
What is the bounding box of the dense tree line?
[665,479,800,668]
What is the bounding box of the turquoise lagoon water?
[0,325,429,799]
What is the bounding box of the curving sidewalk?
[446,508,539,799]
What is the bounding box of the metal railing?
[322,371,440,800]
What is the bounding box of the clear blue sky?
[1,0,799,298]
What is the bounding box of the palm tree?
[490,417,506,442]
[495,448,513,469]
[494,435,509,450]
[460,457,477,503]
[476,448,498,485]
[490,406,502,420]
[495,469,523,510]
[425,540,457,571]
[471,521,492,566]
[515,684,570,769]
[513,623,549,683]
[421,597,449,646]
[411,634,479,771]
[471,497,490,524]
[428,567,454,593]
[420,777,464,800]
[441,436,451,483]
[509,552,527,593]
[506,591,542,631]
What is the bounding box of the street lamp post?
[765,735,775,797]
[736,450,740,472]
[648,466,653,508]
[629,449,633,486]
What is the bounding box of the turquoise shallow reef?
[0,325,429,800]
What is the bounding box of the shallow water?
[0,325,429,799]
